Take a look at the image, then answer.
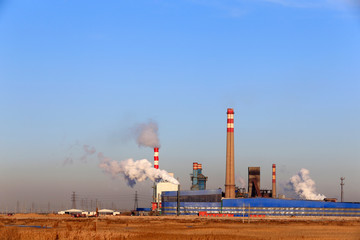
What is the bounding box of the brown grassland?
[0,214,359,240]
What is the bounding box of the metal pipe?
[340,177,345,202]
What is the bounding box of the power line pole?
[177,184,180,216]
[71,192,76,209]
[340,177,345,202]
[134,191,138,211]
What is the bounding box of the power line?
[133,191,138,211]
[71,192,76,209]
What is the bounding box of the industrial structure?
[340,177,345,202]
[162,191,360,216]
[248,167,261,197]
[154,147,159,169]
[247,167,275,198]
[225,108,235,198]
[190,162,208,190]
[272,164,276,198]
[151,145,179,211]
[159,108,360,217]
[152,173,178,211]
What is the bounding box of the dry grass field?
[0,214,359,240]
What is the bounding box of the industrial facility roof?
[98,209,114,213]
[64,209,83,213]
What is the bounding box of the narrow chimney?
[225,108,235,198]
[154,148,159,169]
[198,163,202,174]
[193,162,198,186]
[272,164,276,198]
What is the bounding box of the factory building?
[152,173,178,211]
[157,108,360,217]
[248,167,274,198]
[190,162,208,190]
[162,191,360,216]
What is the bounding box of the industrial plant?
[150,108,360,217]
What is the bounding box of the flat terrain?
[0,214,359,240]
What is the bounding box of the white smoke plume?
[63,143,96,165]
[80,145,96,162]
[133,120,160,148]
[98,153,178,187]
[288,168,326,200]
[236,176,246,188]
[63,141,79,165]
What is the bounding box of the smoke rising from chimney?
[134,120,160,148]
[80,145,96,162]
[63,142,176,187]
[236,176,246,188]
[63,143,96,165]
[288,168,326,200]
[98,153,179,187]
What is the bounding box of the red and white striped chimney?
[193,162,198,171]
[154,147,159,169]
[272,164,276,198]
[227,109,234,133]
[225,108,235,198]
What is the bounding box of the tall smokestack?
[154,148,159,169]
[225,108,235,198]
[272,164,276,198]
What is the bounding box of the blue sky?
[0,0,359,211]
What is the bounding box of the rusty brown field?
[0,214,359,240]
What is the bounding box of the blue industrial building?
[161,190,360,217]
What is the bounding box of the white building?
[98,209,114,216]
[152,173,178,210]
[57,209,83,215]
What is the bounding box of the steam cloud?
[80,145,96,162]
[288,168,326,200]
[98,153,179,187]
[63,120,173,188]
[134,120,160,148]
[63,143,96,165]
[236,176,246,188]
